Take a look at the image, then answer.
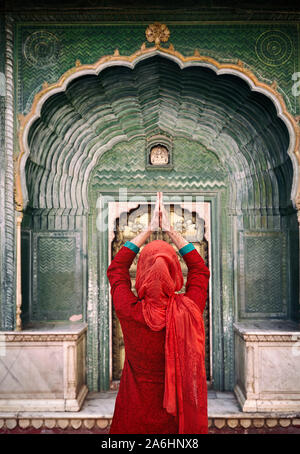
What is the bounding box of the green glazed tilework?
[15,23,299,116]
[90,137,227,196]
[25,53,291,215]
[8,17,298,390]
[32,233,83,321]
[244,234,286,315]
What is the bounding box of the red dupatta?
[135,240,208,434]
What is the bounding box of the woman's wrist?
[130,226,152,248]
[146,224,155,234]
[165,225,189,250]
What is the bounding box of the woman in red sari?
[107,192,210,434]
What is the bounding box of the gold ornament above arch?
[15,33,300,213]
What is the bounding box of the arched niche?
[17,50,299,392]
[19,55,296,216]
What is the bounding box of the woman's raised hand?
[149,191,171,232]
[130,191,188,249]
[160,192,171,232]
[129,193,160,248]
[160,192,188,249]
[149,191,161,232]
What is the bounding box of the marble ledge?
[233,320,300,336]
[1,322,87,334]
[0,322,88,342]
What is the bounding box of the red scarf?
[135,240,207,434]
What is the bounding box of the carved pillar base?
[0,324,88,412]
[234,321,300,412]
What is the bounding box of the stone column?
[1,15,15,330]
[0,16,5,329]
[15,212,23,331]
[298,209,300,321]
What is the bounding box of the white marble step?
[1,391,299,420]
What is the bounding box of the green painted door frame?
[87,189,232,392]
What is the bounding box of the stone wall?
[0,15,4,329]
[15,23,299,117]
[0,8,299,393]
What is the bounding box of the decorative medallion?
[149,144,169,165]
[146,134,173,169]
[24,31,60,67]
[145,23,170,45]
[255,30,293,67]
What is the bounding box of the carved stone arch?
[15,44,300,391]
[15,45,299,215]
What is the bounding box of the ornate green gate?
[19,54,297,393]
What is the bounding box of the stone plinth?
[0,323,88,412]
[1,391,300,433]
[234,321,300,412]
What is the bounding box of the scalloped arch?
[16,44,300,212]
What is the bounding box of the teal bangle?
[124,241,140,254]
[179,243,195,256]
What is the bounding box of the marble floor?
[1,390,299,420]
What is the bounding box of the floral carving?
[145,23,170,45]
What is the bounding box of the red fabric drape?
[135,240,208,434]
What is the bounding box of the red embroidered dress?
[107,240,210,434]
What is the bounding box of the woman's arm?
[106,246,137,308]
[160,192,189,250]
[160,192,210,313]
[129,190,160,248]
[182,249,210,313]
[106,192,161,318]
[165,225,189,250]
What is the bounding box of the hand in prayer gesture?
[159,192,171,231]
[149,191,161,232]
[149,191,171,231]
[131,191,188,250]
